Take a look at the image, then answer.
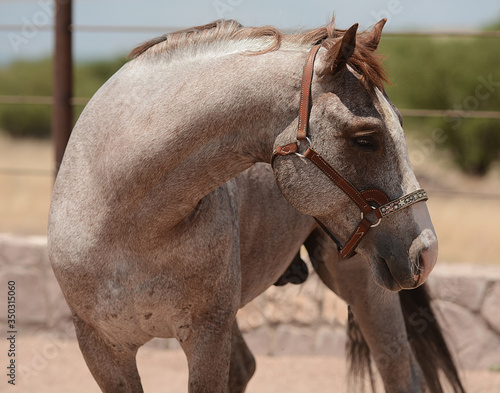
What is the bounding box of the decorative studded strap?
[378,189,428,217]
[336,189,428,258]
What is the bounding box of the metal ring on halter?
[361,206,382,228]
[295,137,313,158]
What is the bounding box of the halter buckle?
[361,206,381,228]
[295,137,313,158]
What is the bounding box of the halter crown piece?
[272,44,428,259]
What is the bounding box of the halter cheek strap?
[272,44,428,259]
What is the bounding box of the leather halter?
[272,44,428,259]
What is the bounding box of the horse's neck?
[105,48,305,228]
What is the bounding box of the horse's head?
[273,20,437,291]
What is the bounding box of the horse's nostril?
[415,245,437,286]
[408,229,438,287]
[413,253,425,284]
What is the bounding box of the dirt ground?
[3,334,498,393]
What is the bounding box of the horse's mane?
[129,17,388,89]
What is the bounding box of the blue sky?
[1,0,500,64]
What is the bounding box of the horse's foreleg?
[346,284,425,393]
[228,320,256,393]
[73,314,144,393]
[180,315,235,393]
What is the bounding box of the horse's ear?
[364,19,387,51]
[317,23,358,76]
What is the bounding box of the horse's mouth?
[373,257,402,292]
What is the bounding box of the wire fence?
[1,20,500,202]
[2,22,500,115]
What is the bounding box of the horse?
[237,163,465,393]
[48,17,439,392]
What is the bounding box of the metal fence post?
[52,0,73,175]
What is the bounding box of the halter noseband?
[272,44,428,259]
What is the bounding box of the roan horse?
[49,17,440,392]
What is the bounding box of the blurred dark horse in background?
[48,16,455,392]
[239,163,464,393]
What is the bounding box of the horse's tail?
[399,284,466,393]
[346,306,377,392]
[345,283,466,393]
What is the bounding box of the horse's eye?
[353,136,377,151]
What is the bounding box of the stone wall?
[1,234,499,370]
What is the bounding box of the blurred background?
[1,0,500,264]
